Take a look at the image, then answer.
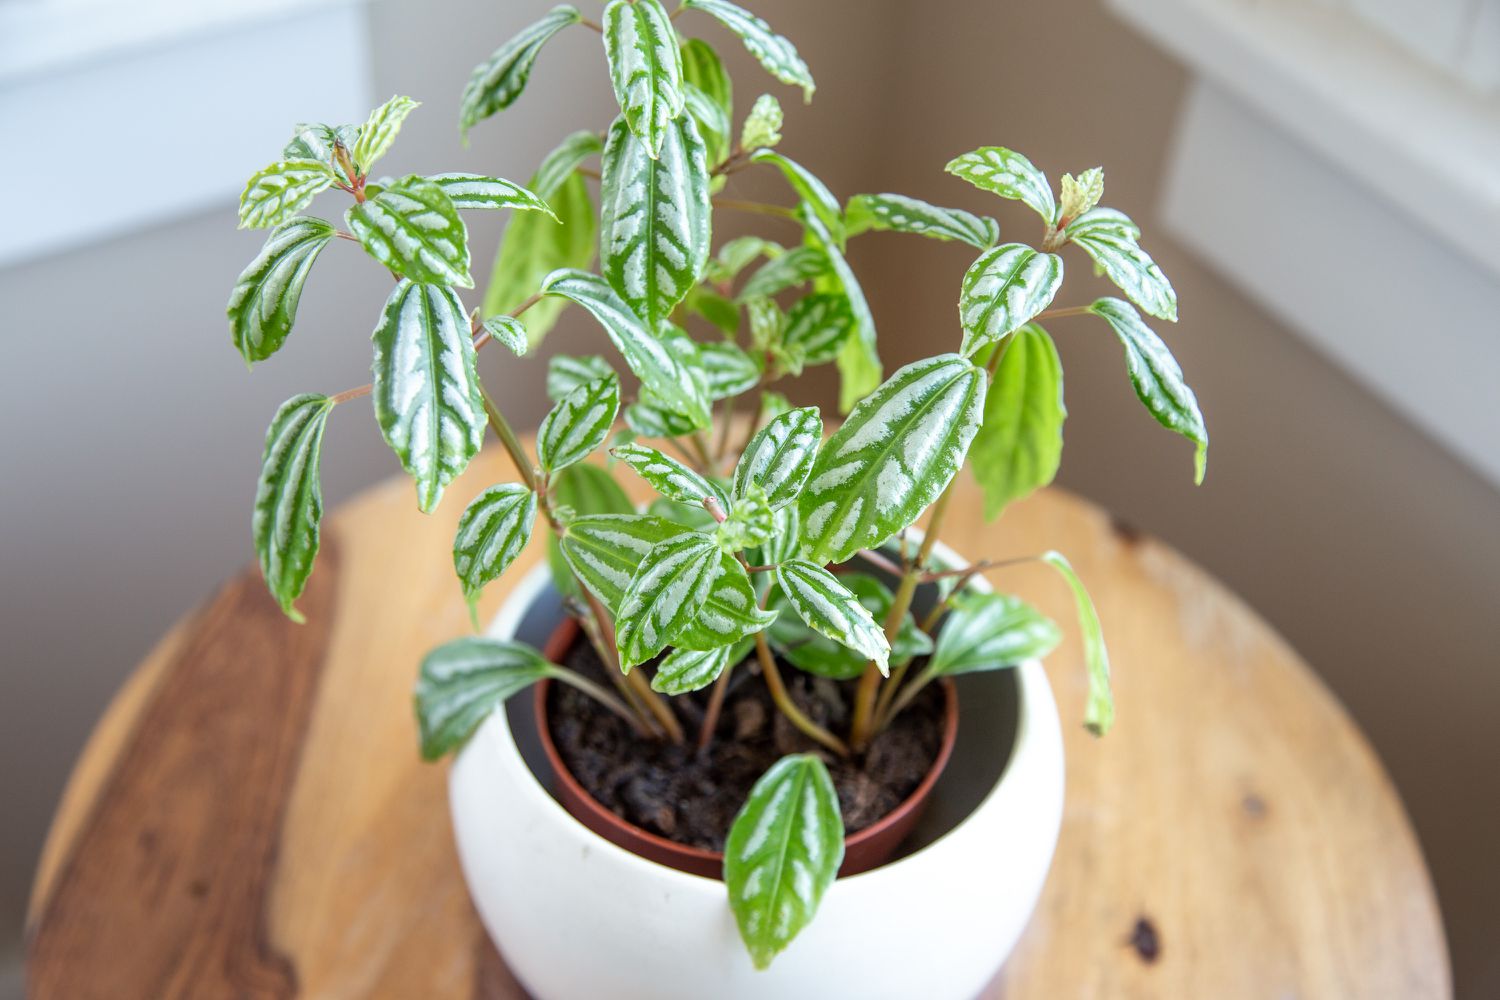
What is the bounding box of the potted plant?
[229,1,1206,995]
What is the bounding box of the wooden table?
[27,447,1450,998]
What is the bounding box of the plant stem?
[689,431,716,472]
[881,666,937,726]
[1036,304,1091,321]
[756,632,849,757]
[855,547,904,579]
[329,384,371,405]
[550,668,649,736]
[696,659,735,752]
[871,657,912,732]
[578,15,603,32]
[713,198,798,221]
[590,591,685,744]
[481,389,538,491]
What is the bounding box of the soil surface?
[547,635,946,851]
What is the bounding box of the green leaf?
[969,324,1065,518]
[733,406,821,510]
[798,355,985,564]
[347,175,472,288]
[673,550,778,650]
[751,502,800,567]
[483,170,596,347]
[284,123,359,166]
[253,394,334,622]
[459,5,582,138]
[1040,551,1113,736]
[802,211,880,412]
[604,0,684,158]
[547,353,616,402]
[538,374,621,474]
[684,285,741,336]
[1087,297,1207,482]
[774,559,890,673]
[750,149,843,245]
[769,573,927,679]
[737,246,829,301]
[945,146,1056,225]
[645,496,720,532]
[560,513,689,613]
[371,280,486,512]
[958,243,1063,357]
[453,484,538,624]
[698,340,762,398]
[415,638,557,759]
[532,131,605,201]
[652,644,733,695]
[238,159,335,230]
[681,39,734,166]
[546,463,634,600]
[1066,208,1177,322]
[683,0,815,102]
[612,442,726,507]
[227,216,336,365]
[717,483,773,552]
[616,531,722,668]
[781,292,853,367]
[481,314,528,356]
[683,84,732,167]
[543,269,711,427]
[427,173,555,217]
[846,193,998,250]
[626,393,702,439]
[710,236,780,283]
[599,114,712,327]
[741,93,784,151]
[1058,167,1103,223]
[928,592,1060,676]
[351,95,420,174]
[724,754,843,969]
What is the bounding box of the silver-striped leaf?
[725,754,843,970]
[481,314,528,356]
[740,93,783,151]
[1088,297,1206,482]
[1066,208,1178,322]
[774,559,890,674]
[603,0,684,158]
[227,216,336,365]
[459,5,582,138]
[846,193,998,250]
[768,573,929,679]
[547,353,615,402]
[1059,167,1104,223]
[533,131,605,202]
[798,354,985,565]
[684,83,732,167]
[737,246,829,302]
[483,170,595,348]
[542,268,711,427]
[651,644,733,695]
[253,394,334,622]
[683,0,815,102]
[371,280,486,513]
[427,173,555,216]
[612,442,727,508]
[681,39,733,167]
[802,210,880,412]
[672,550,777,650]
[615,531,722,668]
[750,149,842,244]
[1041,551,1113,735]
[782,293,853,367]
[415,638,557,759]
[928,592,1061,676]
[351,95,419,174]
[599,114,712,327]
[958,243,1063,357]
[945,146,1056,225]
[626,392,701,439]
[717,483,773,552]
[538,373,621,474]
[546,463,634,600]
[347,175,472,288]
[751,502,800,568]
[238,159,335,230]
[559,513,691,613]
[732,406,821,510]
[698,340,762,399]
[969,324,1065,519]
[453,484,538,623]
[283,123,358,166]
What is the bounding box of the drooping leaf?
[733,406,821,510]
[599,114,712,327]
[481,314,528,355]
[741,93,784,151]
[774,559,890,673]
[737,246,829,301]
[846,193,998,250]
[1058,167,1104,223]
[415,638,557,759]
[460,5,582,138]
[560,513,690,613]
[543,269,711,426]
[945,146,1056,225]
[538,374,621,474]
[611,442,726,508]
[547,353,616,402]
[750,149,843,245]
[1041,551,1113,736]
[546,463,634,599]
[615,531,722,668]
[483,170,595,347]
[958,243,1063,357]
[672,549,778,650]
[532,131,605,201]
[371,280,486,512]
[253,394,334,622]
[802,211,879,411]
[781,292,853,367]
[1066,207,1177,322]
[427,173,555,216]
[798,355,985,564]
[238,159,335,230]
[652,644,733,695]
[683,0,815,102]
[768,573,928,679]
[347,175,472,287]
[453,483,538,624]
[1088,297,1206,482]
[969,324,1065,519]
[681,39,734,166]
[724,754,843,969]
[928,592,1061,676]
[227,216,336,365]
[603,0,684,158]
[351,95,420,174]
[698,340,762,398]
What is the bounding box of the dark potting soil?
[547,634,946,852]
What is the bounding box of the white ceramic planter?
[450,547,1065,1000]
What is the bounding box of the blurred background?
[2,0,1497,996]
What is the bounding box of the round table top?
[27,446,1450,998]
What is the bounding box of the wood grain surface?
[26,446,1451,999]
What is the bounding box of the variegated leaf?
[945,146,1056,224]
[768,573,929,679]
[798,354,985,565]
[238,159,335,230]
[782,292,853,367]
[560,513,691,613]
[652,644,732,695]
[733,406,820,510]
[481,314,528,355]
[684,84,731,165]
[283,123,358,166]
[681,39,734,167]
[1042,551,1113,735]
[741,93,783,151]
[347,176,472,288]
[546,463,633,599]
[750,149,842,244]
[453,484,538,623]
[672,550,777,650]
[717,483,773,552]
[604,0,684,158]
[802,211,880,411]
[351,95,419,173]
[612,442,726,508]
[698,340,761,399]
[483,170,595,347]
[371,281,486,512]
[615,531,722,668]
[774,559,890,673]
[538,374,621,474]
[460,5,582,138]
[547,354,615,402]
[427,173,555,216]
[751,502,800,568]
[253,394,334,622]
[725,754,843,969]
[684,285,741,336]
[970,324,1065,518]
[1066,208,1177,322]
[737,245,829,301]
[958,243,1063,357]
[626,392,701,439]
[1088,297,1206,482]
[683,0,815,102]
[846,193,998,250]
[542,269,711,427]
[1058,167,1104,223]
[710,236,780,284]
[227,216,335,365]
[599,114,712,327]
[929,592,1061,676]
[415,638,557,759]
[533,131,605,201]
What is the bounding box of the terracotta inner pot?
[534,616,960,880]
